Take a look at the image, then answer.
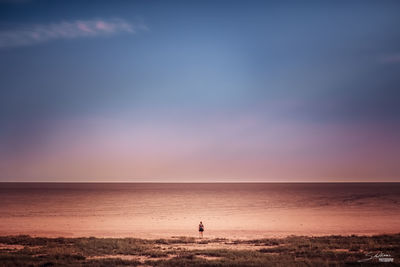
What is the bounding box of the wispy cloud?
[0,18,143,48]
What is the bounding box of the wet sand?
[0,183,399,238]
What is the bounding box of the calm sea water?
[0,183,399,238]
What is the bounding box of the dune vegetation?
[0,234,399,266]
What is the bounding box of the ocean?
[0,183,399,238]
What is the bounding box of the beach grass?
[0,234,399,266]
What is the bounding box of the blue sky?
[0,0,400,181]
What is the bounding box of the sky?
[0,0,399,182]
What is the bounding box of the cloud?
[0,18,142,48]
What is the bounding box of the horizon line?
[0,181,399,183]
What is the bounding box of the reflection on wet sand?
[0,183,399,238]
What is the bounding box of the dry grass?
[0,234,399,266]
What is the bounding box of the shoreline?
[1,230,400,239]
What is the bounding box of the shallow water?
[0,183,399,238]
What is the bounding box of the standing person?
[198,221,204,238]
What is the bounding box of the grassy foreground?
[0,234,399,266]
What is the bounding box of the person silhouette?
[198,221,204,238]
